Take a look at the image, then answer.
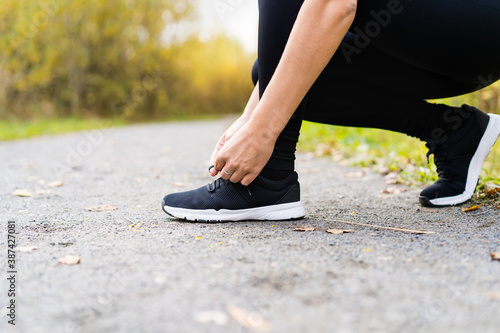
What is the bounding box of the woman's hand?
[210,119,278,186]
[209,114,249,177]
[210,0,357,184]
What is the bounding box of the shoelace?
[207,178,230,192]
[207,177,252,196]
[426,141,451,181]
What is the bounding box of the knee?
[323,0,357,19]
[339,0,357,17]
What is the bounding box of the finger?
[208,165,218,177]
[213,153,228,177]
[210,146,220,167]
[240,172,258,186]
[210,136,225,165]
[227,168,246,184]
[220,167,235,180]
[209,165,219,177]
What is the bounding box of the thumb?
[209,138,225,176]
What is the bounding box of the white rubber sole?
[163,201,305,222]
[428,113,500,206]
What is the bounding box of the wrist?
[248,108,285,141]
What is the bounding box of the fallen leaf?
[345,171,365,178]
[363,249,372,252]
[384,172,399,184]
[491,252,500,261]
[172,182,185,187]
[302,168,320,174]
[326,229,355,234]
[485,183,500,195]
[226,305,271,332]
[128,223,142,231]
[47,181,64,187]
[57,255,81,265]
[462,205,480,212]
[34,190,50,195]
[12,189,32,197]
[194,311,229,326]
[483,291,500,301]
[314,143,333,156]
[15,246,38,253]
[294,226,316,232]
[84,204,118,212]
[381,187,407,194]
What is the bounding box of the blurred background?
[0,0,257,127]
[0,0,499,194]
[1,0,499,131]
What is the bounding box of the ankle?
[259,168,293,181]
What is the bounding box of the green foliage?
[298,92,500,189]
[298,83,500,190]
[430,80,500,114]
[0,117,127,140]
[0,0,254,121]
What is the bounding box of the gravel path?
[1,118,499,333]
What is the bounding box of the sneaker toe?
[419,181,467,207]
[162,187,215,210]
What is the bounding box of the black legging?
[255,0,500,172]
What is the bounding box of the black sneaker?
[419,105,500,207]
[162,171,305,222]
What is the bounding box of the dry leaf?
[57,255,81,265]
[294,226,316,232]
[12,189,32,197]
[483,291,500,301]
[194,311,229,326]
[226,305,271,332]
[485,183,500,195]
[47,181,64,187]
[384,172,399,184]
[34,190,50,195]
[315,143,333,156]
[84,204,117,212]
[15,246,38,253]
[302,168,320,174]
[326,229,355,234]
[345,171,365,178]
[381,187,407,194]
[491,252,500,261]
[462,205,480,212]
[172,182,185,187]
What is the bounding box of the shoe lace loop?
[207,178,252,195]
[426,141,451,180]
[207,178,230,192]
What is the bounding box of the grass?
[0,118,128,141]
[0,114,222,141]
[297,83,500,207]
[297,121,500,207]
